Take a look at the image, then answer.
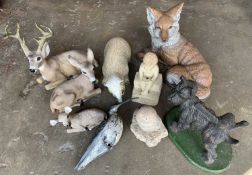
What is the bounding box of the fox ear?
[147,7,162,25]
[166,2,184,22]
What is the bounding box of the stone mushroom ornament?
[130,106,168,147]
[50,108,106,133]
[132,52,162,106]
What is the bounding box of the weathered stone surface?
[130,106,168,147]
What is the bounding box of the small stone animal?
[168,76,249,164]
[102,37,131,102]
[50,56,101,113]
[4,24,98,90]
[75,99,133,171]
[50,108,106,133]
[147,2,212,99]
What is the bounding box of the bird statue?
[74,98,135,171]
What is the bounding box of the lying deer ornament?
[4,24,98,90]
[50,55,101,113]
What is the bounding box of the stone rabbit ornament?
[147,2,212,99]
[168,76,249,164]
[102,37,131,102]
[132,52,162,106]
[50,108,106,133]
[50,55,101,113]
[4,24,98,90]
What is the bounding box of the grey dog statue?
[168,76,249,164]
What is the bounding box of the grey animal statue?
[74,98,134,171]
[168,76,249,164]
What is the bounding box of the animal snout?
[29,69,36,73]
[160,30,168,42]
[92,79,99,85]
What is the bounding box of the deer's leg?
[45,78,66,90]
[88,88,102,97]
[36,76,45,84]
[78,88,102,103]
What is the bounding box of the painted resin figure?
[4,24,98,90]
[132,52,162,106]
[50,56,101,113]
[131,106,168,147]
[102,37,131,102]
[74,99,133,171]
[168,76,249,164]
[50,108,106,133]
[146,2,212,99]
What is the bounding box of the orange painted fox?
[147,2,212,99]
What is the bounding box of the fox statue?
[146,2,212,99]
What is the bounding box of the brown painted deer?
[4,24,98,90]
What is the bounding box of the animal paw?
[170,122,179,133]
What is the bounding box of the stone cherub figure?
[168,76,249,164]
[146,2,213,100]
[132,52,162,106]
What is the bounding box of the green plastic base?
[165,107,232,173]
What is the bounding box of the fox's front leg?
[36,76,45,84]
[45,78,66,90]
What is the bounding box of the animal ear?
[87,48,94,63]
[166,2,184,22]
[180,76,186,83]
[147,7,162,25]
[41,42,50,58]
[67,55,82,69]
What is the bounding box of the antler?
[4,24,31,57]
[34,23,53,52]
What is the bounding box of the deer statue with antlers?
[4,23,99,90]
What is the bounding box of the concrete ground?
[0,0,252,174]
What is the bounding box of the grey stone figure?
[168,76,249,164]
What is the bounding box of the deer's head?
[67,48,97,83]
[4,23,53,73]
